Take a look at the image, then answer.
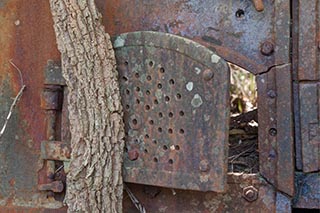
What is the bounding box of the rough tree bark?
[49,0,125,212]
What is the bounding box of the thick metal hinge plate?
[113,31,230,192]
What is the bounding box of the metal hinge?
[38,60,69,195]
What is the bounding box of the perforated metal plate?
[113,31,230,192]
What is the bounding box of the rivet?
[203,69,214,81]
[128,149,139,161]
[267,90,277,98]
[269,128,277,136]
[260,41,274,56]
[199,160,210,172]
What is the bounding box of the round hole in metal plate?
[149,61,154,67]
[159,112,163,118]
[146,90,151,95]
[125,105,130,109]
[153,157,158,163]
[145,105,150,110]
[152,139,157,144]
[179,129,185,134]
[168,159,173,164]
[168,112,173,117]
[122,76,128,81]
[132,119,138,125]
[158,127,163,133]
[149,120,154,125]
[144,149,148,153]
[176,93,182,99]
[169,79,175,85]
[136,87,140,92]
[168,128,173,134]
[154,99,159,104]
[159,67,165,73]
[145,134,149,139]
[165,96,170,102]
[147,75,152,81]
[179,111,184,116]
[136,99,140,104]
[124,61,129,65]
[125,89,130,95]
[135,73,140,78]
[163,145,168,150]
[157,83,162,89]
[175,145,180,150]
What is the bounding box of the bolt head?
[128,149,139,161]
[203,69,214,81]
[243,186,258,202]
[260,41,274,56]
[269,128,277,136]
[199,160,210,172]
[267,90,277,98]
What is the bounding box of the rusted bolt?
[252,0,264,12]
[267,90,277,98]
[260,41,274,56]
[269,128,277,136]
[243,186,258,202]
[199,160,210,172]
[128,149,139,161]
[203,69,214,81]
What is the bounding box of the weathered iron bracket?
[38,60,67,195]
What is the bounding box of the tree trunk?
[49,0,125,212]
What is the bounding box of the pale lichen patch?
[191,94,203,108]
[114,36,125,48]
[194,67,201,75]
[211,54,221,63]
[186,82,194,91]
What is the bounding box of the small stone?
[14,20,20,26]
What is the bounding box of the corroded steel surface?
[99,0,278,74]
[294,0,320,174]
[123,173,276,213]
[114,31,230,192]
[0,0,311,210]
[256,0,294,197]
[297,0,320,81]
[299,83,320,172]
[41,141,71,162]
[101,0,295,196]
[0,0,63,209]
[294,172,320,209]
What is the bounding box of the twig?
[9,59,24,86]
[229,144,255,162]
[0,85,26,140]
[124,183,146,213]
[0,60,26,141]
